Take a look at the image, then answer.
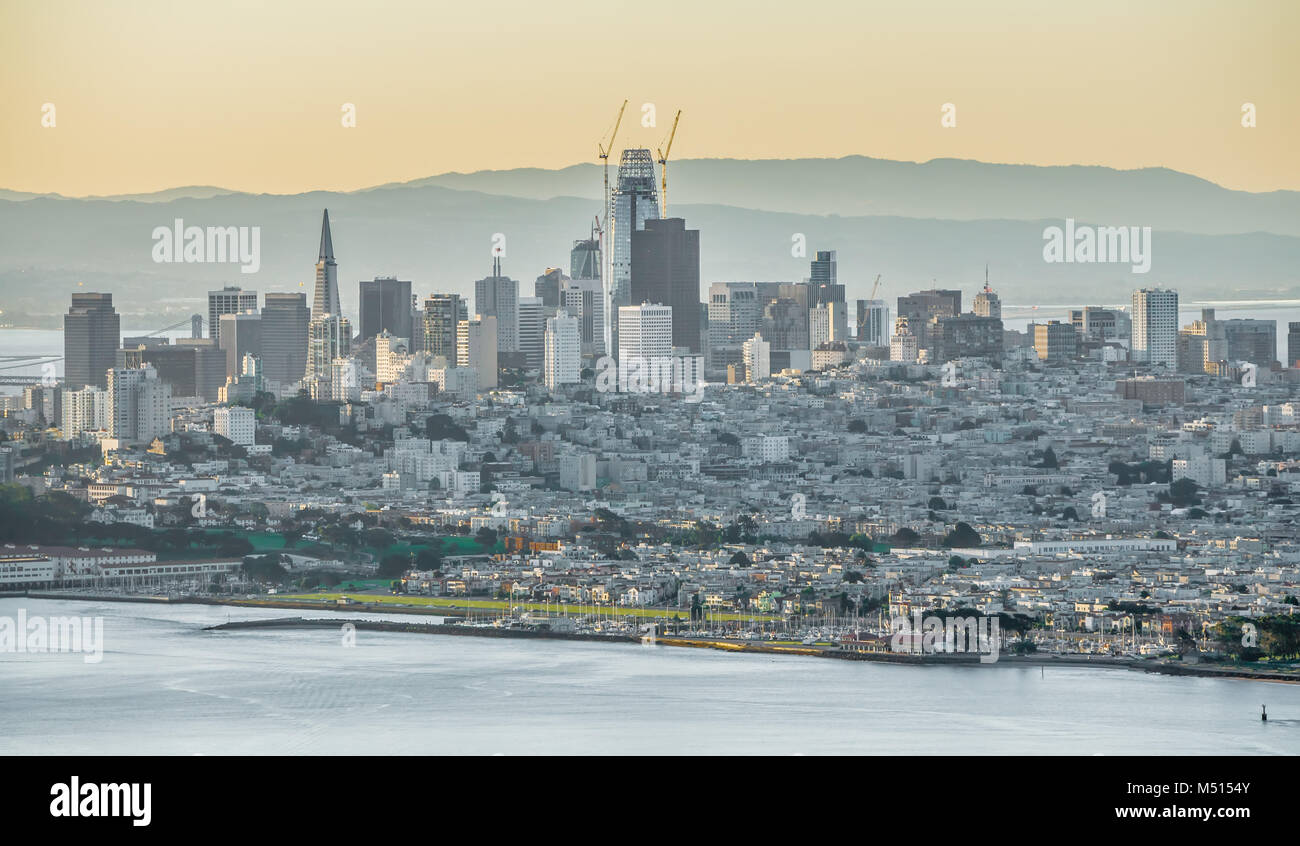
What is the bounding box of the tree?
[942,521,981,548]
[889,527,920,547]
[847,419,868,434]
[1040,447,1059,469]
[1168,478,1201,507]
[928,496,948,510]
[728,550,752,567]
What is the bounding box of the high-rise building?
[897,289,962,352]
[374,331,410,385]
[474,258,519,354]
[932,314,1003,362]
[313,209,341,319]
[218,311,262,381]
[763,299,810,351]
[890,317,919,363]
[307,314,351,381]
[358,277,412,343]
[610,149,660,313]
[560,280,605,357]
[1288,322,1300,368]
[261,292,310,388]
[213,406,255,447]
[708,282,762,368]
[1070,307,1131,342]
[1132,287,1179,368]
[422,294,464,362]
[618,304,673,364]
[742,333,771,383]
[207,287,258,345]
[973,283,1001,320]
[810,302,849,349]
[544,311,581,391]
[517,296,547,369]
[107,366,171,444]
[1033,321,1077,361]
[534,268,567,310]
[809,251,845,307]
[570,237,601,283]
[60,385,108,437]
[630,218,701,353]
[457,315,498,391]
[64,292,120,390]
[856,299,890,345]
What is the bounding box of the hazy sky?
[3,0,1296,196]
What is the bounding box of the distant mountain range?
[1,157,1297,328]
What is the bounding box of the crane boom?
[597,100,628,358]
[656,109,682,216]
[869,274,882,301]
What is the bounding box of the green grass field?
[274,592,779,622]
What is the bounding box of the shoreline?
[12,591,1300,684]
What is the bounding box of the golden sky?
[2,0,1296,196]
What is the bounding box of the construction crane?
[597,100,629,234]
[656,109,682,217]
[869,274,882,301]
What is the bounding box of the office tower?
[544,311,581,391]
[560,280,605,357]
[474,258,519,354]
[313,209,341,319]
[207,286,258,345]
[570,237,601,283]
[1033,321,1077,361]
[358,277,413,342]
[610,149,660,313]
[890,317,919,363]
[932,314,1003,362]
[1132,288,1178,367]
[422,294,464,361]
[809,251,845,306]
[307,314,351,380]
[897,289,962,351]
[60,385,108,437]
[261,292,310,387]
[191,314,204,339]
[973,286,1001,320]
[64,292,120,390]
[218,311,262,381]
[1289,322,1300,368]
[708,282,762,368]
[856,299,890,345]
[457,315,498,391]
[810,302,849,349]
[742,333,771,382]
[534,267,567,309]
[763,299,810,351]
[330,357,362,403]
[375,331,410,385]
[517,297,547,368]
[630,218,701,353]
[1071,307,1131,342]
[213,406,255,447]
[1221,319,1278,367]
[107,366,171,444]
[618,304,673,364]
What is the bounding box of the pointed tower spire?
[319,208,335,261]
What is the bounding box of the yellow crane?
[656,109,682,216]
[597,100,629,234]
[869,274,882,301]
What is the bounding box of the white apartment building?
[213,405,255,447]
[544,311,581,391]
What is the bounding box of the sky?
[2,0,1297,196]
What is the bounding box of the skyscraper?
[261,292,310,387]
[561,279,606,357]
[544,311,581,391]
[1288,322,1300,368]
[630,218,701,353]
[313,209,341,319]
[809,251,845,306]
[474,258,519,355]
[107,365,171,444]
[422,294,464,362]
[307,314,351,382]
[358,277,412,342]
[708,282,762,368]
[64,292,120,390]
[207,287,258,345]
[218,311,262,381]
[855,299,890,346]
[570,237,601,283]
[1132,287,1179,368]
[610,148,660,348]
[618,304,673,364]
[457,315,498,391]
[517,296,546,369]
